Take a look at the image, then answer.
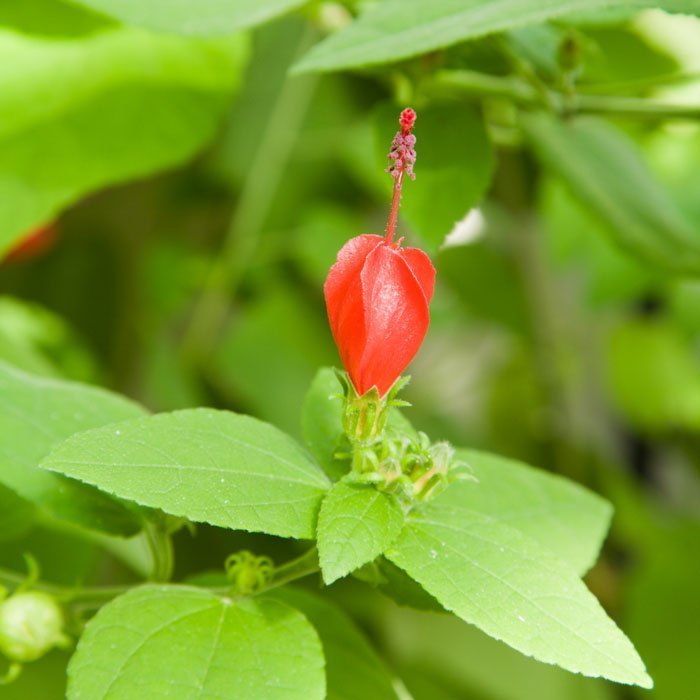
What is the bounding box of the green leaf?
[272,588,399,700]
[293,0,697,73]
[386,504,652,688]
[523,113,700,275]
[452,450,612,575]
[318,479,405,584]
[42,408,330,539]
[0,361,146,535]
[374,103,494,251]
[69,0,308,36]
[0,21,247,255]
[302,367,347,480]
[67,585,325,700]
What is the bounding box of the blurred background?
[1,1,699,698]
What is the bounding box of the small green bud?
[0,592,67,663]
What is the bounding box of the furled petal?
[354,244,431,396]
[399,246,436,304]
[324,234,383,380]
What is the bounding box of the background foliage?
[1,1,699,698]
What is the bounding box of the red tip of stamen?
[400,108,416,135]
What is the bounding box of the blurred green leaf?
[627,519,700,700]
[540,180,662,307]
[374,103,494,251]
[606,319,700,431]
[386,503,652,687]
[302,367,348,480]
[523,114,700,275]
[69,0,308,36]
[294,0,697,73]
[273,588,400,700]
[0,361,145,535]
[0,296,98,381]
[0,23,247,255]
[318,479,404,584]
[454,449,613,574]
[42,408,330,539]
[67,585,325,700]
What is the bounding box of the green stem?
[427,69,700,120]
[0,567,130,608]
[144,520,174,582]
[261,547,320,593]
[0,549,320,610]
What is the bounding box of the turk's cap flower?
[324,233,435,397]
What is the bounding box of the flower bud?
[0,592,67,662]
[324,108,434,398]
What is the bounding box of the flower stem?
[384,108,417,245]
[385,169,404,245]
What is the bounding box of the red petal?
[324,234,383,382]
[354,244,431,396]
[399,246,436,304]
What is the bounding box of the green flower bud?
[0,592,67,662]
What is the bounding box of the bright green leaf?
[386,505,652,688]
[523,113,700,275]
[302,367,348,481]
[0,23,247,255]
[69,0,308,36]
[0,361,145,535]
[273,588,399,700]
[42,408,330,539]
[67,585,325,700]
[374,103,494,251]
[294,0,697,73]
[452,449,612,575]
[318,479,404,584]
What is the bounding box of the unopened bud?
[0,592,68,662]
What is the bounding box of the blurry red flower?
[3,225,57,264]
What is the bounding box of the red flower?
[325,234,435,397]
[324,108,435,397]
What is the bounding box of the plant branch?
[426,69,700,120]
